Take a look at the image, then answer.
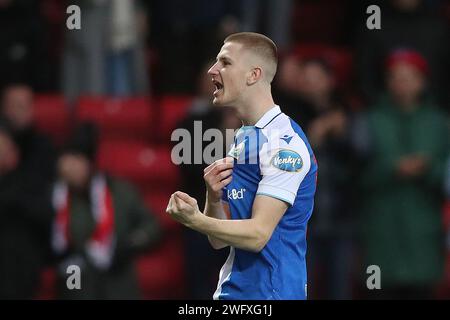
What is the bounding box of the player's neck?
[238,91,275,126]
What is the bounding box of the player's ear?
[247,67,262,85]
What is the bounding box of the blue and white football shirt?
[214,105,318,300]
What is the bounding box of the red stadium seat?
[97,141,180,193]
[157,95,193,141]
[33,94,70,146]
[35,267,57,300]
[35,236,186,300]
[75,96,153,142]
[137,234,186,299]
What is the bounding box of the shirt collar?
[254,105,282,128]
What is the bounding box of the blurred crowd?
[0,0,449,300]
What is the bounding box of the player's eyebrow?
[217,55,233,64]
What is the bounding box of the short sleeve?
[256,134,311,206]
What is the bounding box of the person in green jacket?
[52,123,161,299]
[357,49,449,299]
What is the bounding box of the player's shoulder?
[260,111,312,172]
[262,111,310,152]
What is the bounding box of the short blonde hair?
[224,32,278,83]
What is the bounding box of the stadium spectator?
[272,54,306,124]
[446,157,450,201]
[0,0,50,92]
[176,62,239,299]
[147,0,241,93]
[0,119,53,299]
[0,84,57,299]
[285,58,357,300]
[62,0,149,103]
[356,49,449,299]
[355,0,450,107]
[444,156,450,284]
[52,123,161,299]
[1,84,56,182]
[240,0,293,49]
[177,62,241,208]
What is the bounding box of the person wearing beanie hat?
[62,122,99,162]
[356,48,449,299]
[384,48,430,111]
[52,122,161,299]
[355,0,450,108]
[385,49,429,77]
[57,122,99,191]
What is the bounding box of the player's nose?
[207,62,219,76]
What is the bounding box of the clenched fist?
[166,191,201,226]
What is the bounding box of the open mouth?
[212,79,224,96]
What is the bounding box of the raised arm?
[167,192,288,253]
[203,158,233,249]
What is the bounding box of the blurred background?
[0,0,449,300]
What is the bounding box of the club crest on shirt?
[271,149,303,172]
[228,141,245,160]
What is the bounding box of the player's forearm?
[204,193,227,219]
[187,213,268,253]
[204,194,229,249]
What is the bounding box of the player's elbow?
[250,228,271,253]
[211,241,228,250]
[208,236,228,250]
[249,239,268,253]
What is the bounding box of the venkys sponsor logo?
[271,150,303,172]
